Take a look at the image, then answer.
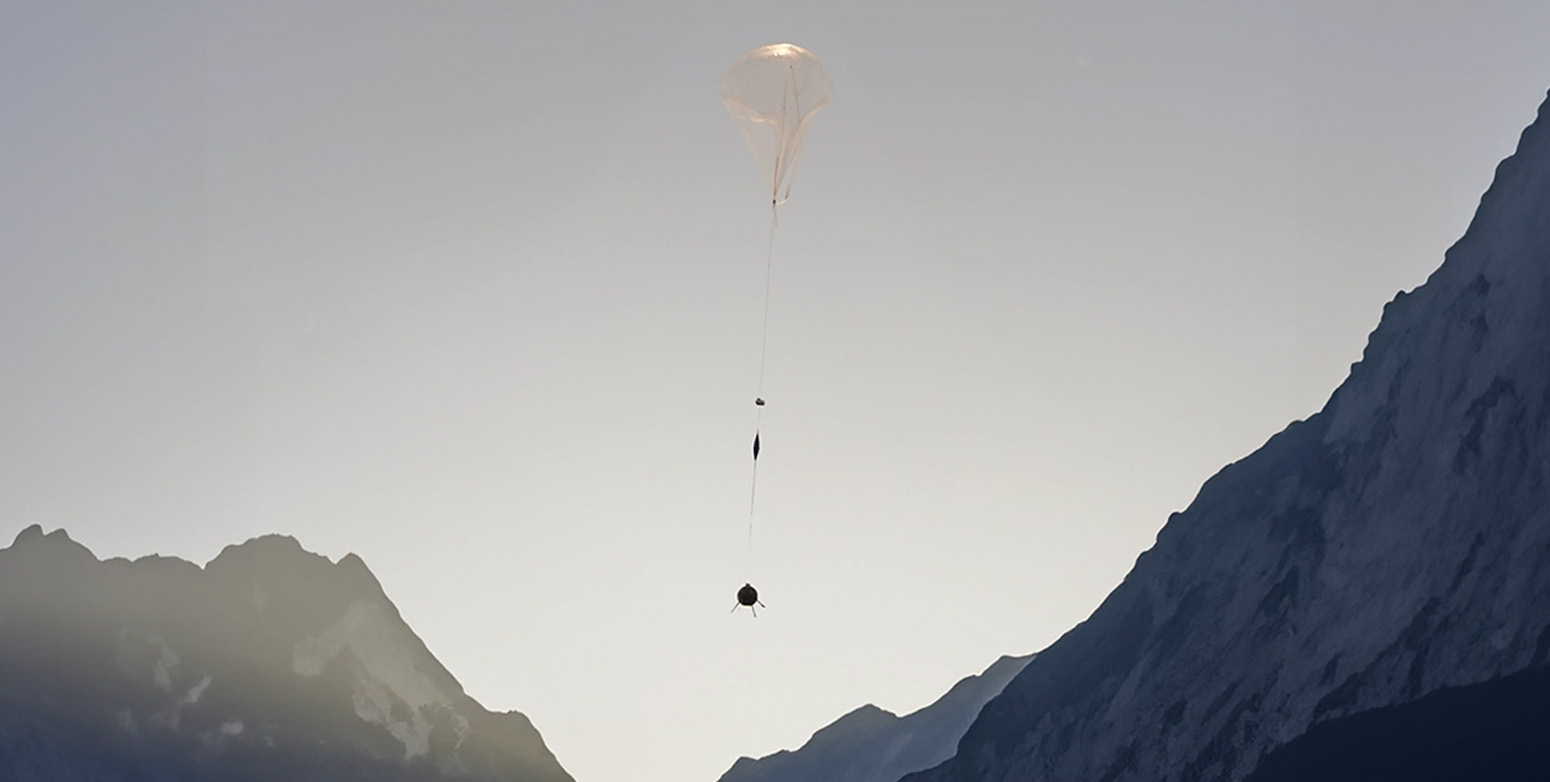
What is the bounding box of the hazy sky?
[4,3,1550,781]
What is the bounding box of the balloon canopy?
[717,43,833,205]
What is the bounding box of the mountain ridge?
[0,524,574,782]
[718,653,1033,782]
[901,88,1550,782]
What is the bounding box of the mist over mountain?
[0,526,573,782]
[717,654,1032,782]
[894,88,1550,782]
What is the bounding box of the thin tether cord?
[746,62,797,585]
[756,203,777,401]
[746,201,777,580]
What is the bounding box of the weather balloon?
[718,43,833,207]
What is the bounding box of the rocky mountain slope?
[0,526,573,782]
[718,654,1032,782]
[904,88,1550,782]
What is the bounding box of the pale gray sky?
[4,3,1550,782]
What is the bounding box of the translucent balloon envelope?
[718,43,833,205]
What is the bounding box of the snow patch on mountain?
[292,598,464,758]
[182,674,211,705]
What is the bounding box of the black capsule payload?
[733,583,765,617]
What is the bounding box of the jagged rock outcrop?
[906,88,1550,782]
[0,526,573,782]
[718,655,1031,782]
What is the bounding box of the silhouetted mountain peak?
[0,528,573,782]
[819,704,899,739]
[902,88,1550,782]
[720,654,1033,782]
[5,524,96,564]
[207,532,321,573]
